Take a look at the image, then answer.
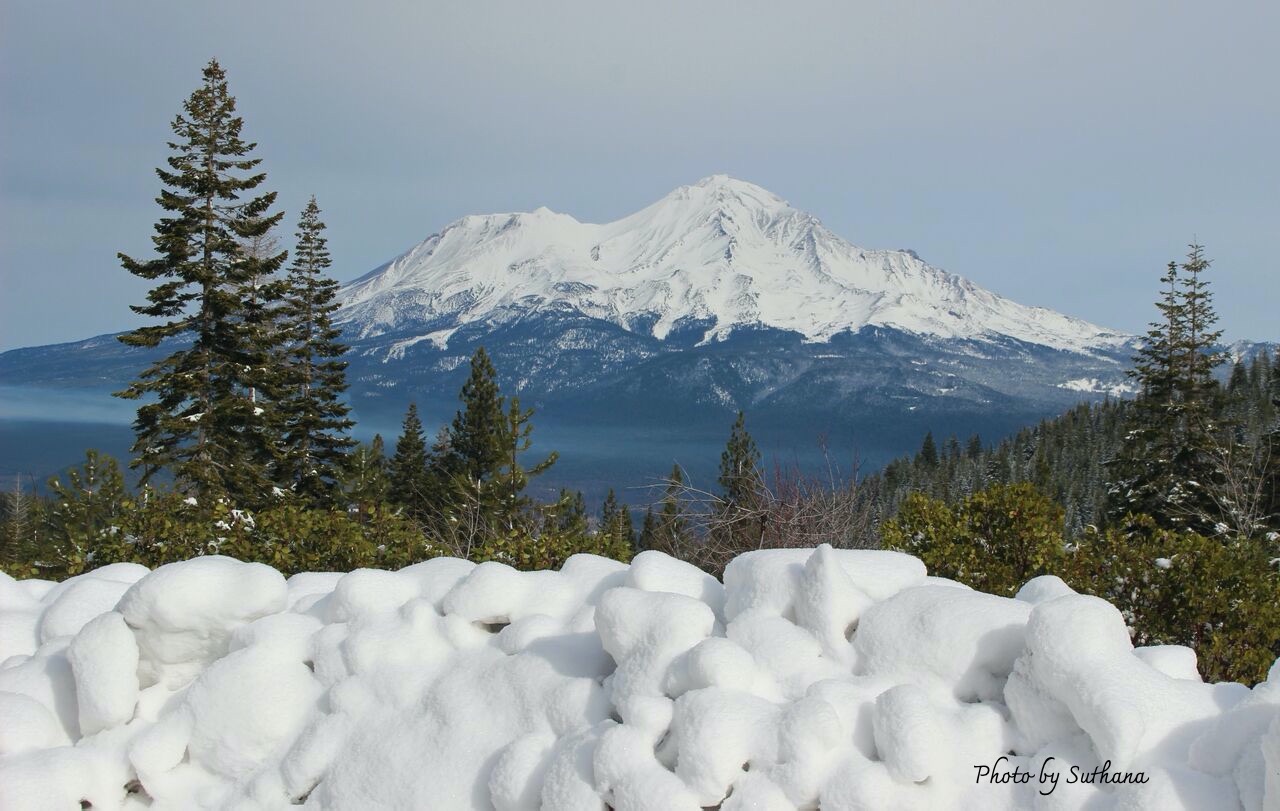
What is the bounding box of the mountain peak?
[661,174,791,215]
[337,178,1129,352]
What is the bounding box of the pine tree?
[616,504,636,549]
[554,489,588,540]
[442,348,555,529]
[1166,245,1227,531]
[718,411,763,508]
[1110,246,1229,532]
[46,450,129,558]
[638,507,658,551]
[491,396,557,530]
[966,434,984,460]
[276,197,355,504]
[340,434,390,516]
[390,403,430,517]
[1228,359,1249,395]
[449,348,506,484]
[601,488,635,548]
[1264,354,1280,530]
[116,59,286,504]
[917,431,939,467]
[716,411,764,550]
[649,464,690,556]
[1,474,43,574]
[1110,259,1189,523]
[237,219,284,409]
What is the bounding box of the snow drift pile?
[1,546,1278,810]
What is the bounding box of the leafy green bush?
[883,485,1280,684]
[472,525,634,572]
[882,483,1066,596]
[1063,516,1280,683]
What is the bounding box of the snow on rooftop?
[1,548,1277,809]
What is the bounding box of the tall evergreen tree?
[116,59,286,504]
[718,411,763,508]
[601,488,635,548]
[716,411,765,549]
[491,396,558,529]
[434,349,556,529]
[917,431,939,467]
[638,506,658,551]
[276,197,355,503]
[449,348,506,484]
[390,403,430,517]
[340,434,390,516]
[237,219,284,408]
[1265,354,1280,529]
[1110,246,1228,532]
[554,489,588,539]
[648,464,691,555]
[965,434,984,460]
[1109,260,1185,522]
[616,504,636,549]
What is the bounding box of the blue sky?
[1,0,1276,350]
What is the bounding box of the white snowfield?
[1,548,1277,811]
[337,176,1132,353]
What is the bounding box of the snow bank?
[0,547,1275,810]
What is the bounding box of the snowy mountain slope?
[337,175,1131,353]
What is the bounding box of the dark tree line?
[876,246,1279,543]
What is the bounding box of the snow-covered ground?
[1,547,1277,810]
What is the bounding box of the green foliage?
[426,349,557,534]
[448,347,506,483]
[714,411,766,553]
[471,522,634,572]
[488,396,558,530]
[1063,516,1280,684]
[884,483,1280,685]
[553,489,589,540]
[600,489,636,550]
[0,475,46,579]
[389,403,431,518]
[916,431,939,467]
[883,483,1066,597]
[718,411,763,508]
[275,196,356,504]
[25,487,429,579]
[1110,245,1229,533]
[39,451,130,575]
[340,434,391,515]
[115,59,287,505]
[878,401,1130,538]
[641,464,692,555]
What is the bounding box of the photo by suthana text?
[974,756,1149,795]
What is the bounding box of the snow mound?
[0,546,1274,810]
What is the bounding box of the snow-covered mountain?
[1,176,1158,493]
[337,175,1130,354]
